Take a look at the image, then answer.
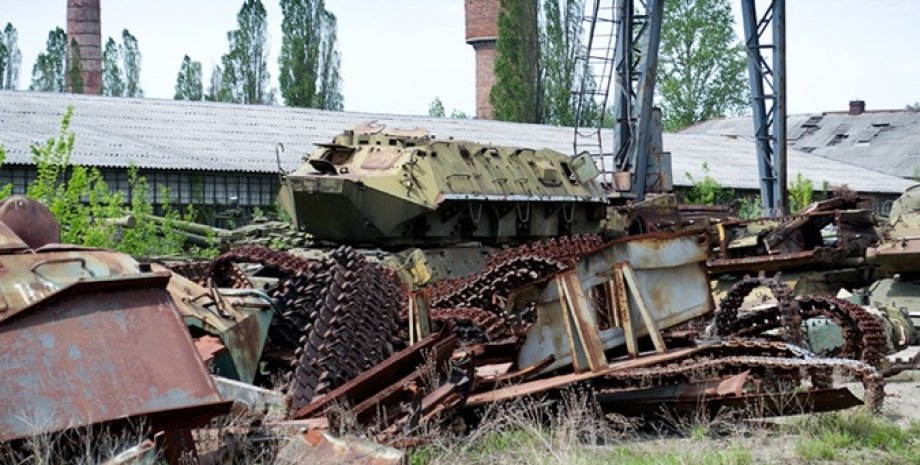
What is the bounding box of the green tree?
[2,23,21,90]
[120,29,143,97]
[490,0,587,125]
[428,97,446,117]
[19,107,196,256]
[174,55,203,100]
[450,109,470,119]
[658,0,747,131]
[29,27,67,92]
[278,0,343,109]
[101,38,125,96]
[907,102,920,110]
[788,172,814,213]
[206,64,230,102]
[491,0,541,123]
[684,163,734,205]
[220,0,272,104]
[66,38,84,93]
[541,0,584,126]
[100,30,143,97]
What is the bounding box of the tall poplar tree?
[490,0,541,123]
[1,23,21,90]
[100,29,142,97]
[219,0,272,104]
[174,55,203,101]
[66,38,84,93]
[206,64,227,102]
[30,27,67,92]
[490,0,587,125]
[278,0,343,109]
[541,0,585,126]
[120,29,143,97]
[658,0,747,131]
[101,38,124,96]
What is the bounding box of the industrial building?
[683,101,920,182]
[0,90,914,223]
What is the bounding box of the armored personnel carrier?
[278,124,608,248]
[257,123,613,287]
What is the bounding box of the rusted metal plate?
[867,237,920,274]
[0,274,229,442]
[596,388,862,417]
[0,196,60,249]
[518,231,712,372]
[0,248,141,324]
[160,266,274,384]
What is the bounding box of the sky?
[0,0,918,116]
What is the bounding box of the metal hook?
[275,143,285,176]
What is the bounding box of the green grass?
[409,427,754,465]
[791,410,920,463]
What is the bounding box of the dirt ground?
[878,372,920,426]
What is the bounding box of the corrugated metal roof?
[682,110,920,179]
[0,90,914,194]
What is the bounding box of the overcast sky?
[1,0,918,116]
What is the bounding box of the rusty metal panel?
[0,248,141,324]
[0,274,228,442]
[518,231,712,372]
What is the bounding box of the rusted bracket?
[408,288,432,345]
[555,269,607,372]
[620,262,668,354]
[612,263,637,357]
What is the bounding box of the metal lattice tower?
[573,0,663,202]
[741,0,788,217]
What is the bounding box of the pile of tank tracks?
[168,235,891,431]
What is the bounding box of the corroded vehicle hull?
[278,125,608,248]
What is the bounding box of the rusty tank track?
[201,245,407,404]
[484,234,606,269]
[208,245,314,287]
[431,235,604,308]
[164,260,252,289]
[599,338,885,411]
[424,235,605,343]
[712,274,803,345]
[288,246,405,410]
[721,296,888,367]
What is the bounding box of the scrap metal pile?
[3,126,920,463]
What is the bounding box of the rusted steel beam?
[614,263,637,356]
[466,347,702,407]
[620,262,667,353]
[0,274,230,442]
[556,270,607,372]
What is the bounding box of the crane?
[574,0,788,217]
[573,0,665,204]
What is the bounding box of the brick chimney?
[465,0,500,119]
[848,99,866,115]
[67,0,102,95]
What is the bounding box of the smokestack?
[848,99,866,115]
[465,0,499,119]
[67,0,102,95]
